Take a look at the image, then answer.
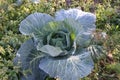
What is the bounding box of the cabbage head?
[14,8,106,80]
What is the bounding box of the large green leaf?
[39,51,94,80]
[19,12,54,35]
[14,39,35,69]
[14,39,47,80]
[75,32,92,48]
[88,45,107,61]
[55,8,96,33]
[39,45,63,57]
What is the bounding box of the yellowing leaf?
[70,33,75,40]
[0,46,5,55]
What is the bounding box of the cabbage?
[14,8,106,80]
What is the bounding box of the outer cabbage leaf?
[63,19,84,35]
[75,32,92,48]
[19,12,54,35]
[88,45,107,61]
[14,39,47,80]
[55,8,96,33]
[39,51,94,80]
